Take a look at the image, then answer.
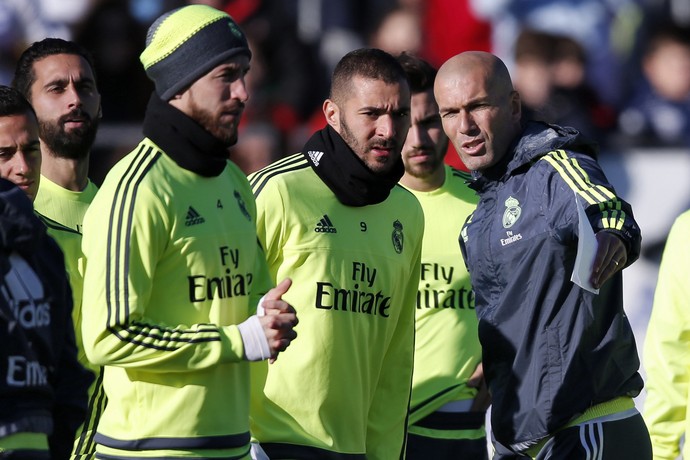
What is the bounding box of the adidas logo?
[314,214,337,233]
[308,150,324,166]
[185,206,205,226]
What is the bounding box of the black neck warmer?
[142,94,229,177]
[302,125,404,207]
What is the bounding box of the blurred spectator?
[369,6,422,57]
[74,0,152,123]
[513,29,556,123]
[0,0,93,85]
[549,34,618,144]
[38,0,93,37]
[471,0,642,109]
[513,28,617,145]
[228,122,281,174]
[0,1,30,85]
[308,0,397,76]
[614,21,690,148]
[241,2,325,135]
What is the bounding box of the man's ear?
[323,99,339,131]
[510,90,522,123]
[168,91,188,113]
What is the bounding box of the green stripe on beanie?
[140,4,251,100]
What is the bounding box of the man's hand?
[468,362,491,412]
[590,231,627,289]
[259,278,298,362]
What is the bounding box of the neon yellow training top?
[402,166,482,424]
[249,153,424,459]
[81,140,272,459]
[643,209,690,460]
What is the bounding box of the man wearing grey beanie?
[79,5,298,459]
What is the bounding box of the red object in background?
[305,108,326,137]
[421,0,492,68]
[444,144,468,171]
[223,0,261,23]
[421,0,491,172]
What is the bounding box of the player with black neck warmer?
[141,93,230,177]
[80,5,298,460]
[248,48,424,459]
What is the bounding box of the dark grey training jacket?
[0,179,92,459]
[461,121,643,453]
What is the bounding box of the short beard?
[187,98,240,147]
[405,145,447,180]
[39,113,99,160]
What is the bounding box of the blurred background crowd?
[2,0,689,184]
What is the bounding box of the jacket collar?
[0,179,43,255]
[470,121,599,191]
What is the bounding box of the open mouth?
[462,138,485,155]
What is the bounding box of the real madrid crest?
[391,220,404,254]
[502,196,521,228]
[234,190,252,221]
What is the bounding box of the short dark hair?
[330,48,408,104]
[12,38,97,101]
[0,85,37,119]
[645,22,690,57]
[396,52,437,93]
[514,29,557,63]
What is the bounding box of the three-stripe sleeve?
[541,149,640,257]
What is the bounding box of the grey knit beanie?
[140,4,252,100]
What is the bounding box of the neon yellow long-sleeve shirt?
[643,209,690,460]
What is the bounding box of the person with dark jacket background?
[0,85,91,460]
[434,51,651,459]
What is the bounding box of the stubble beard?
[339,116,399,176]
[188,99,240,147]
[39,115,98,160]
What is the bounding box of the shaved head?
[434,51,522,172]
[436,51,515,111]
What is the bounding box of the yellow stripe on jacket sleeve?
[541,150,615,205]
[542,150,627,231]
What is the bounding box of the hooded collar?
[142,93,229,177]
[0,179,44,255]
[301,125,405,206]
[470,121,599,191]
